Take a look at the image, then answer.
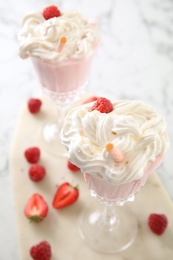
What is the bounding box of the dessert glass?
[60,98,169,253]
[18,7,100,156]
[77,152,164,253]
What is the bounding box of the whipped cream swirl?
[18,10,100,62]
[61,100,169,184]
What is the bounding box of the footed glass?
[78,172,141,254]
[31,55,94,156]
[79,199,137,253]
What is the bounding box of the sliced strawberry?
[24,194,48,223]
[29,164,46,182]
[24,147,40,164]
[67,160,80,172]
[30,241,51,260]
[28,98,42,114]
[43,5,61,20]
[92,97,113,113]
[52,182,79,209]
[82,96,98,104]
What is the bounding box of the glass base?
[78,199,137,254]
[41,122,67,157]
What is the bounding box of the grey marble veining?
[0,0,173,259]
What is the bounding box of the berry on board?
[52,182,79,209]
[24,193,48,223]
[148,213,168,235]
[67,160,80,172]
[30,241,51,260]
[28,98,42,114]
[29,164,46,182]
[24,147,41,164]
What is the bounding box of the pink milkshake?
[18,6,100,104]
[30,54,95,104]
[84,153,165,203]
[61,97,169,203]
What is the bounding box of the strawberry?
[52,182,79,209]
[24,147,40,164]
[29,164,46,182]
[67,160,80,172]
[24,194,48,223]
[28,98,42,114]
[148,213,168,235]
[92,97,113,113]
[43,5,61,20]
[82,96,98,104]
[30,241,51,260]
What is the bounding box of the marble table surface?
[0,0,173,259]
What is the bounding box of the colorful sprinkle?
[106,143,123,163]
[56,37,67,53]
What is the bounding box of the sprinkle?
[106,143,124,163]
[106,143,114,152]
[132,136,140,141]
[56,37,67,53]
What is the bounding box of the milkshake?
[61,97,169,203]
[18,6,100,104]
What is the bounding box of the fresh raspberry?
[30,241,51,260]
[28,98,42,114]
[91,97,113,113]
[67,160,80,172]
[148,213,168,235]
[43,5,61,20]
[24,147,40,164]
[82,96,98,104]
[29,164,46,182]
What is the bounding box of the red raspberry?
[28,98,42,114]
[67,160,80,172]
[30,241,51,260]
[148,213,168,235]
[24,147,40,164]
[82,96,98,104]
[29,164,46,182]
[43,5,61,20]
[91,97,113,113]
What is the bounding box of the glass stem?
[101,201,118,231]
[56,104,69,130]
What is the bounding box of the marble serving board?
[10,97,173,260]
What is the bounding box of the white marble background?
[0,0,173,259]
